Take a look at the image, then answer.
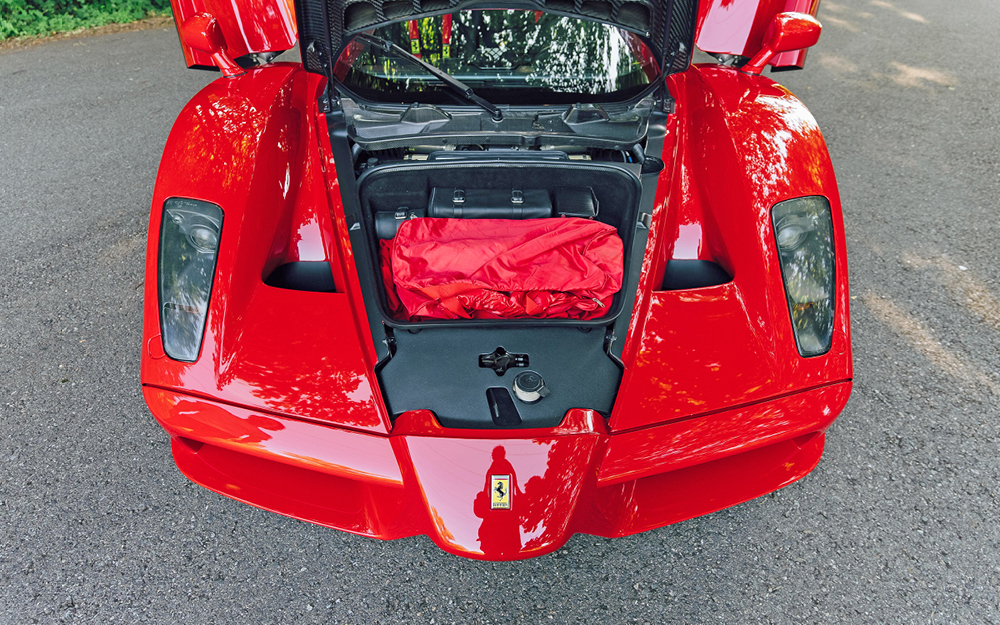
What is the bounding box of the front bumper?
[144,381,850,560]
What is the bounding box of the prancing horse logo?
[491,474,511,509]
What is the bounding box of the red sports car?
[142,0,852,560]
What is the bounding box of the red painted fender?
[141,64,391,434]
[611,64,852,432]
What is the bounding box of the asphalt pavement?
[2,0,999,622]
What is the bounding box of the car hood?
[295,0,699,80]
[169,0,821,77]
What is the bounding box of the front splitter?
[145,381,850,559]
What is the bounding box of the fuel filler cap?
[512,371,550,404]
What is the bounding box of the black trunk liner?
[378,326,621,428]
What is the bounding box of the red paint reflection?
[474,446,522,558]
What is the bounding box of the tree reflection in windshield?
[338,10,656,104]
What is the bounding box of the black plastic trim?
[487,388,522,427]
[327,111,392,362]
[264,261,337,292]
[378,326,622,429]
[661,260,733,290]
[609,107,668,360]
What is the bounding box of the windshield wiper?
[356,33,504,122]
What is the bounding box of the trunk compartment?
[357,159,643,328]
[336,150,654,428]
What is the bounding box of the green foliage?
[0,0,172,41]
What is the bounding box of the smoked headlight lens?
[158,198,223,362]
[771,196,835,357]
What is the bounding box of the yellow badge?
[491,474,511,509]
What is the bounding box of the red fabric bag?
[380,217,623,320]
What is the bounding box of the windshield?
[335,10,659,105]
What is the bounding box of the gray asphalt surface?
[2,0,999,622]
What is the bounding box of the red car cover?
[380,218,624,320]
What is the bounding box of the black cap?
[514,371,543,393]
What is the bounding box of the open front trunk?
[357,158,642,328]
[311,2,681,429]
[336,143,659,429]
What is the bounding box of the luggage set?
[376,186,625,320]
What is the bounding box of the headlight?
[158,198,223,362]
[771,196,835,357]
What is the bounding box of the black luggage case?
[428,188,553,220]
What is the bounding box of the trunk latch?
[478,347,529,376]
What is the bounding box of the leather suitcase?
[554,186,599,219]
[428,187,553,219]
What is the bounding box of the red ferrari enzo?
[142,0,852,560]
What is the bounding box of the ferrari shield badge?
[491,474,511,509]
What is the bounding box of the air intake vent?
[265,262,337,292]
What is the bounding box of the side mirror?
[181,13,245,78]
[742,12,822,76]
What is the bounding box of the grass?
[0,0,172,41]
